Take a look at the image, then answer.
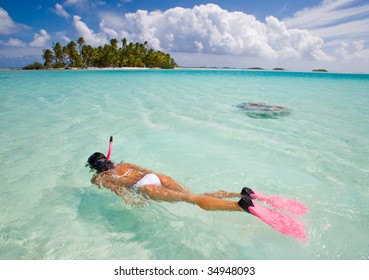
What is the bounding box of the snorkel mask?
[86,136,114,173]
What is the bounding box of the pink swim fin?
[238,196,307,240]
[241,187,308,216]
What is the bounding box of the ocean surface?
[0,69,368,260]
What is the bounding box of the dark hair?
[86,152,115,173]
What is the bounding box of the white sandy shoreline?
[1,66,369,75]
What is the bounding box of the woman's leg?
[137,185,307,239]
[138,184,243,212]
[202,190,242,199]
[157,174,191,193]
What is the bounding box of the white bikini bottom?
[132,173,162,192]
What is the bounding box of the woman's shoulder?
[114,163,129,171]
[117,162,136,169]
[114,162,138,173]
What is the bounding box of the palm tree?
[110,39,120,67]
[81,45,95,67]
[77,37,85,55]
[120,38,128,67]
[42,49,54,67]
[52,42,65,65]
[110,38,118,50]
[122,38,127,49]
[66,41,82,67]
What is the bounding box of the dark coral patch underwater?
[235,102,291,119]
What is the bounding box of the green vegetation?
[247,67,264,70]
[24,37,178,70]
[22,62,45,70]
[312,69,328,72]
[273,68,285,71]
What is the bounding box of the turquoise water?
[0,69,368,260]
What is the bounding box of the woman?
[87,152,251,211]
[86,151,308,240]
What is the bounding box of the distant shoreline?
[2,66,369,75]
[3,66,325,72]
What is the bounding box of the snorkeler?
[86,137,308,240]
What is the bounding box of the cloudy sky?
[1,0,368,72]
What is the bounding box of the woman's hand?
[91,174,102,188]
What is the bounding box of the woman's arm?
[91,172,132,204]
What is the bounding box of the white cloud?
[99,20,118,38]
[335,40,369,61]
[310,18,369,41]
[284,0,368,28]
[99,4,328,61]
[284,0,369,41]
[283,0,369,68]
[56,31,71,43]
[265,16,331,61]
[0,7,28,34]
[64,0,103,9]
[73,15,107,46]
[29,29,51,47]
[0,7,16,34]
[54,3,71,19]
[117,0,132,8]
[65,0,85,5]
[1,38,26,47]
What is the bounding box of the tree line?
[24,37,178,69]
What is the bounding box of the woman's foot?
[240,187,255,198]
[238,196,254,213]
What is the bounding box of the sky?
[1,0,369,73]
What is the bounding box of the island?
[247,67,264,70]
[23,37,178,70]
[312,69,328,72]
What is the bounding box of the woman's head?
[86,152,115,173]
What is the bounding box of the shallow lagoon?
[0,69,368,259]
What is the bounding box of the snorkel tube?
[106,136,113,161]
